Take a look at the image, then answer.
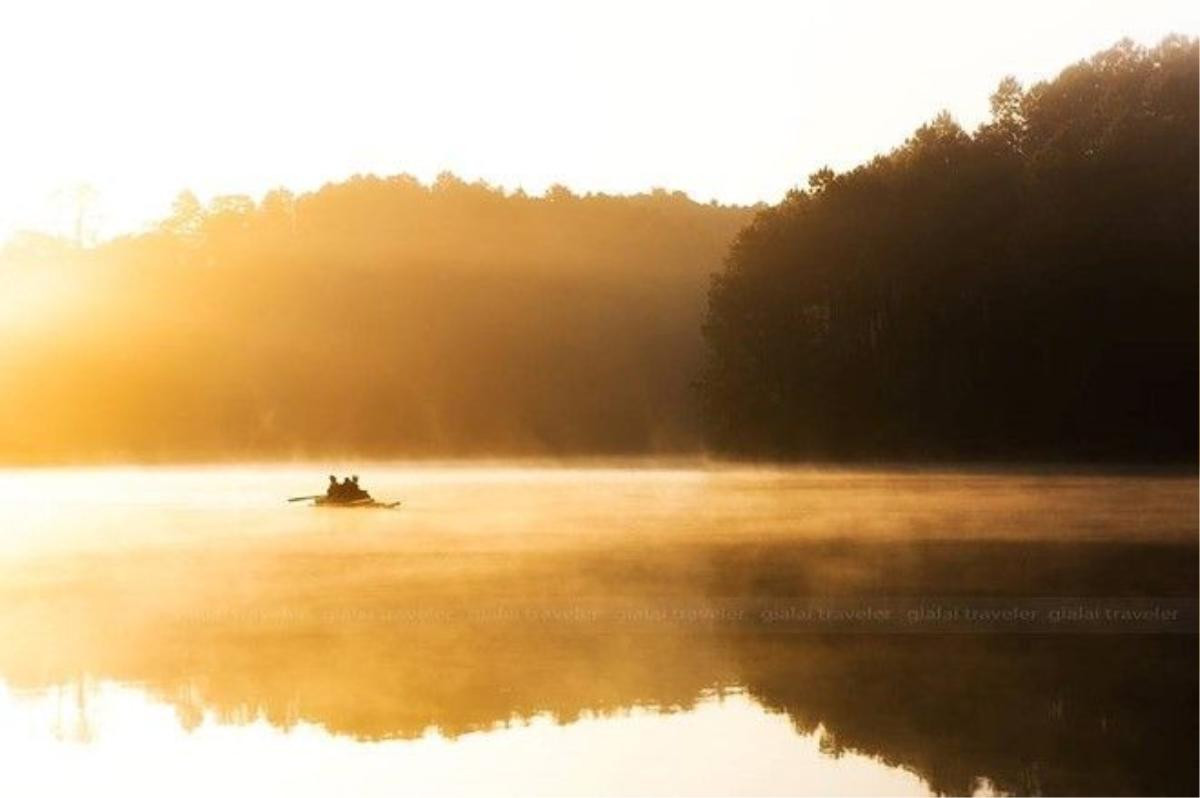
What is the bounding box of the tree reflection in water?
[2,531,1194,796]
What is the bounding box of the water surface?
[0,465,1195,796]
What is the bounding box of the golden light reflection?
[0,467,1195,796]
[0,682,933,797]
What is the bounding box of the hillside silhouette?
[0,179,750,460]
[702,37,1198,462]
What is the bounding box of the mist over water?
[0,464,1195,796]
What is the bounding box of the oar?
[287,495,323,502]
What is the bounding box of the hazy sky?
[0,0,1195,240]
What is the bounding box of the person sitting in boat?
[327,475,341,500]
[348,475,370,501]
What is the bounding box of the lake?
[0,465,1195,796]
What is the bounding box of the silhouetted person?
[327,475,340,500]
[332,476,359,502]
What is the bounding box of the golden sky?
[1,0,1196,241]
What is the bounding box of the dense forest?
[0,180,750,460]
[701,37,1198,462]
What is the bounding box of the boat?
[312,496,401,509]
[288,477,401,509]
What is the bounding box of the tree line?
[701,37,1198,462]
[0,179,750,460]
[1,37,1193,463]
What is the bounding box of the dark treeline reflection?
[702,37,1198,462]
[0,179,750,460]
[2,536,1195,796]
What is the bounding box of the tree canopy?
[701,37,1198,462]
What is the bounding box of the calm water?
[0,465,1195,796]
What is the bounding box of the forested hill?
[701,37,1198,463]
[3,38,1194,464]
[0,180,751,461]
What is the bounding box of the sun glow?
[0,260,79,334]
[0,0,1195,241]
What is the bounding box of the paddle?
[287,495,323,502]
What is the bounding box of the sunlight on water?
[0,681,935,797]
[0,465,1194,795]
